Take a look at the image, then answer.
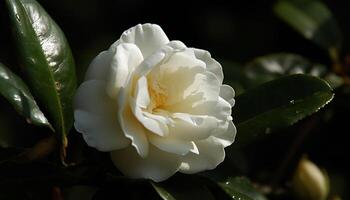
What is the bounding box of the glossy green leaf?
[245,53,343,89]
[6,0,77,140]
[233,74,333,146]
[151,182,176,200]
[0,63,50,128]
[274,0,342,51]
[218,177,267,200]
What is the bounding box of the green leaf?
[233,74,333,146]
[245,53,343,89]
[6,0,77,141]
[273,0,342,51]
[218,177,267,200]
[151,182,176,200]
[0,63,50,128]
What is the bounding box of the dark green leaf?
[151,182,176,200]
[245,53,342,89]
[6,0,77,141]
[274,0,342,51]
[233,74,333,146]
[0,63,50,128]
[218,177,267,200]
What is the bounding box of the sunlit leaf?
[0,63,50,128]
[6,0,77,144]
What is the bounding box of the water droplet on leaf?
[15,14,20,21]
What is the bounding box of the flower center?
[148,77,168,111]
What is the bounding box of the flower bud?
[292,157,329,200]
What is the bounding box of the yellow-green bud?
[292,157,330,200]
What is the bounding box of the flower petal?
[120,106,149,158]
[134,76,151,108]
[184,71,221,102]
[149,134,198,156]
[152,49,206,106]
[74,80,130,151]
[110,144,181,182]
[192,48,224,84]
[132,40,186,77]
[166,71,221,112]
[179,136,226,174]
[169,113,220,141]
[129,98,168,136]
[220,84,235,106]
[106,43,143,99]
[213,120,236,148]
[170,97,232,121]
[129,76,168,136]
[74,110,129,151]
[74,80,111,114]
[84,50,113,81]
[114,24,170,58]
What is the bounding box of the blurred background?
[0,0,349,199]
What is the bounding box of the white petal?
[166,71,221,112]
[179,136,226,174]
[195,97,232,119]
[169,113,219,141]
[73,80,129,151]
[114,24,170,58]
[133,41,187,77]
[130,98,167,137]
[170,97,232,121]
[152,49,206,106]
[116,70,150,157]
[143,111,171,135]
[220,84,235,106]
[192,48,224,83]
[120,106,149,158]
[160,48,205,74]
[149,134,198,156]
[110,144,181,182]
[106,43,143,99]
[84,50,113,81]
[74,80,108,113]
[74,110,129,151]
[185,72,220,102]
[134,76,151,108]
[213,120,236,148]
[167,40,187,49]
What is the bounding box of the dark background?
[2,0,350,77]
[0,0,349,198]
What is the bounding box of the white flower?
[74,24,236,182]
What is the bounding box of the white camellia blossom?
[74,24,236,182]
